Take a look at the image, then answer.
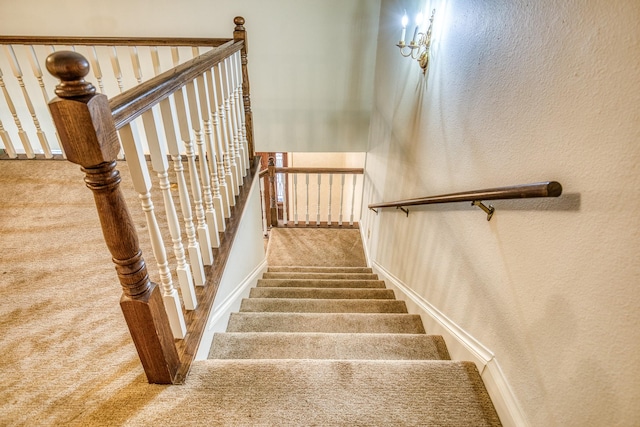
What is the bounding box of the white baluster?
[129,46,143,84]
[293,174,299,225]
[316,174,322,225]
[350,174,357,226]
[86,46,106,93]
[210,63,233,213]
[159,94,207,287]
[4,45,52,158]
[339,174,345,226]
[119,121,186,339]
[224,57,242,191]
[328,174,333,226]
[234,52,250,172]
[260,177,268,236]
[109,46,125,93]
[0,65,34,158]
[213,63,236,207]
[282,173,288,225]
[196,71,226,232]
[186,79,221,248]
[305,173,310,225]
[173,84,214,266]
[219,59,240,196]
[142,106,197,310]
[229,54,246,175]
[0,120,16,158]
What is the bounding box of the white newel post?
[118,122,187,338]
[186,80,221,249]
[141,106,198,310]
[173,84,214,267]
[0,65,34,158]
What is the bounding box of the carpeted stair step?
[262,272,379,280]
[249,287,395,299]
[268,266,373,273]
[187,359,501,426]
[226,312,426,333]
[239,298,408,313]
[209,332,450,360]
[257,278,387,288]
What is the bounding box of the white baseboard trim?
[370,260,528,427]
[194,258,268,360]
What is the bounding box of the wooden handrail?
[0,36,232,47]
[274,167,364,175]
[109,40,242,129]
[369,181,562,220]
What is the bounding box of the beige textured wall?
[0,0,381,153]
[362,0,640,425]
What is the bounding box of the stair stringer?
[370,260,528,427]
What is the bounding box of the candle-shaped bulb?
[411,11,423,44]
[400,13,408,44]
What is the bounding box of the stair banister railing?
[368,181,563,221]
[44,18,255,384]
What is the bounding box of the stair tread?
[268,266,372,273]
[226,312,426,333]
[263,272,378,280]
[239,298,408,313]
[249,287,395,299]
[187,359,501,426]
[209,332,450,360]
[257,278,387,288]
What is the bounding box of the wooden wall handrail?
[369,181,562,216]
[0,36,232,47]
[109,40,242,129]
[274,167,364,175]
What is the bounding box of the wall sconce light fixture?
[397,9,435,74]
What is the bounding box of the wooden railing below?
[369,181,563,221]
[261,159,365,231]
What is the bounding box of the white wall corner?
[195,259,268,360]
[368,259,528,427]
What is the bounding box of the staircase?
[205,265,502,425]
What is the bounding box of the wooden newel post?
[267,157,278,227]
[233,16,255,159]
[45,51,180,384]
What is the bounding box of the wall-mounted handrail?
[369,181,562,221]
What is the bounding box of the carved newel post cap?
[46,51,96,98]
[234,16,245,28]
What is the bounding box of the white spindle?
[316,174,322,225]
[339,174,345,226]
[4,45,52,158]
[214,62,237,206]
[186,79,221,249]
[86,46,106,93]
[281,173,288,225]
[119,121,186,339]
[259,177,268,236]
[0,65,34,158]
[129,46,143,84]
[229,53,246,175]
[350,174,357,226]
[293,174,299,225]
[234,52,250,171]
[173,84,214,266]
[109,46,124,93]
[0,120,16,158]
[219,58,240,196]
[305,173,310,225]
[210,63,233,214]
[328,174,333,226]
[142,106,198,309]
[196,71,226,232]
